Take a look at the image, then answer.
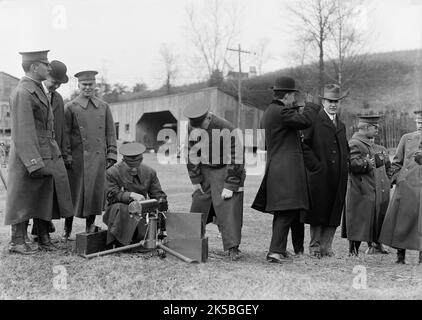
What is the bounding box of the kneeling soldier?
[103,142,168,246]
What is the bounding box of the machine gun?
[80,199,198,263]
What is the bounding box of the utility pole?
[228,44,253,129]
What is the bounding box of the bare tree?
[254,38,272,76]
[159,43,178,94]
[289,0,338,94]
[185,0,242,78]
[325,0,369,91]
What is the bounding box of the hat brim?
[271,86,299,91]
[52,74,69,84]
[319,94,348,101]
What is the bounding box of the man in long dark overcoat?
[251,76,320,263]
[379,110,422,264]
[184,99,245,261]
[30,60,72,240]
[301,84,349,258]
[342,115,390,256]
[5,51,73,254]
[63,71,117,237]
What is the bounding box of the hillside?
[114,49,422,114]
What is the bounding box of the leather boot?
[396,249,406,264]
[36,219,58,251]
[9,223,37,255]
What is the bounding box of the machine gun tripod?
[80,199,198,264]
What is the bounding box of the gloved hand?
[193,184,204,194]
[157,198,168,212]
[106,159,116,169]
[221,188,233,200]
[130,192,145,202]
[29,167,51,178]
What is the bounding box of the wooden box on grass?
[165,211,205,239]
[164,237,208,263]
[75,230,107,255]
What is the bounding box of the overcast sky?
[1,0,421,98]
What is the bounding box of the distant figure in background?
[379,110,422,264]
[63,70,117,238]
[252,76,320,263]
[184,99,245,261]
[103,142,168,247]
[342,115,390,256]
[5,50,73,254]
[301,84,349,258]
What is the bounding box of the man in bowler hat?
[251,76,320,263]
[63,70,117,237]
[5,51,73,254]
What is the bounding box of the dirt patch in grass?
[1,154,421,299]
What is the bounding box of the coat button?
[83,138,86,141]
[331,160,335,163]
[97,138,101,142]
[80,126,83,129]
[96,151,100,154]
[332,150,336,154]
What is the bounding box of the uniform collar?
[75,94,99,109]
[352,132,373,146]
[20,77,49,108]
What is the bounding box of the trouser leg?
[64,216,74,235]
[320,226,337,256]
[290,214,304,254]
[396,248,406,264]
[86,215,96,232]
[269,210,297,254]
[309,225,322,255]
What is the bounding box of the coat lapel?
[319,109,336,131]
[51,92,57,112]
[20,77,50,109]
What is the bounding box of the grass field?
[0,153,421,300]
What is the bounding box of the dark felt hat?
[74,70,98,81]
[270,76,299,91]
[119,142,146,156]
[19,50,49,64]
[414,110,422,121]
[49,60,69,83]
[183,99,210,127]
[320,84,349,101]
